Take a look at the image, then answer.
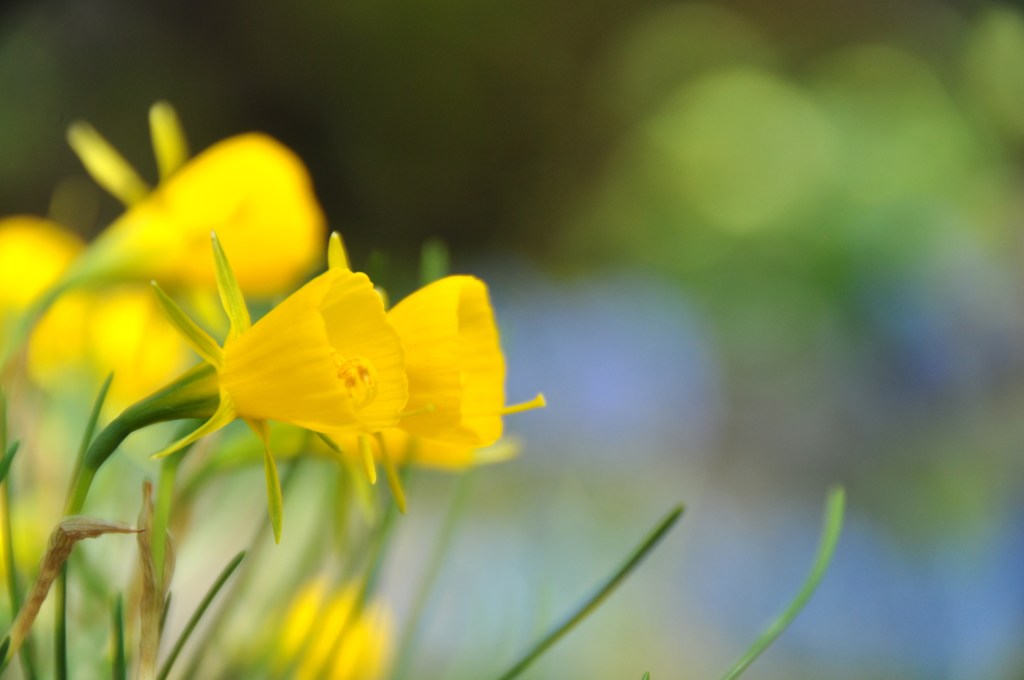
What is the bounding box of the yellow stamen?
[328,231,350,270]
[498,393,547,416]
[374,433,407,514]
[149,101,189,180]
[358,435,377,485]
[67,122,150,205]
[333,355,378,408]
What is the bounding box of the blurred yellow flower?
[0,217,82,310]
[275,580,393,680]
[29,286,193,407]
[64,103,325,297]
[0,216,83,368]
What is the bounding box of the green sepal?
[247,420,284,544]
[210,232,251,341]
[150,282,223,367]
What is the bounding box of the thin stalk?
[156,551,245,680]
[54,564,67,680]
[717,487,845,680]
[66,373,114,503]
[392,470,475,680]
[179,461,302,679]
[494,504,684,680]
[2,473,37,680]
[111,594,126,680]
[56,375,114,680]
[152,455,181,590]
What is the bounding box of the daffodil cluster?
[9,103,545,546]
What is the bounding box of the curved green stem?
[494,504,684,680]
[717,487,845,680]
[64,363,219,515]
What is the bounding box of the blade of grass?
[1,441,37,680]
[156,551,245,680]
[494,503,684,680]
[179,461,302,678]
[57,374,115,680]
[67,374,114,501]
[392,469,475,680]
[717,486,845,680]
[55,564,68,680]
[112,594,126,680]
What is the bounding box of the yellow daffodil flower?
[385,274,544,448]
[314,233,544,512]
[275,580,393,680]
[61,102,325,296]
[148,233,408,541]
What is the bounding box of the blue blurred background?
[5,0,1024,677]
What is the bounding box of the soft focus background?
[4,0,1024,678]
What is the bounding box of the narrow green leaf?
[392,470,474,680]
[374,433,406,514]
[54,565,67,680]
[420,238,450,285]
[642,673,650,680]
[150,397,235,460]
[0,441,20,486]
[247,419,284,544]
[111,595,126,680]
[494,504,685,680]
[178,463,303,678]
[151,283,223,367]
[66,374,113,503]
[717,486,845,680]
[1,468,38,680]
[156,552,245,680]
[263,448,284,544]
[160,592,172,636]
[0,387,6,455]
[210,232,251,339]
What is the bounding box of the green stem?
[111,594,126,680]
[66,374,114,504]
[717,487,845,680]
[54,564,67,680]
[152,455,181,591]
[494,504,685,680]
[179,461,302,679]
[64,363,219,515]
[1,475,37,680]
[392,470,475,680]
[156,552,245,680]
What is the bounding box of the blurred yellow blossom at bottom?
[275,580,393,680]
[29,285,194,407]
